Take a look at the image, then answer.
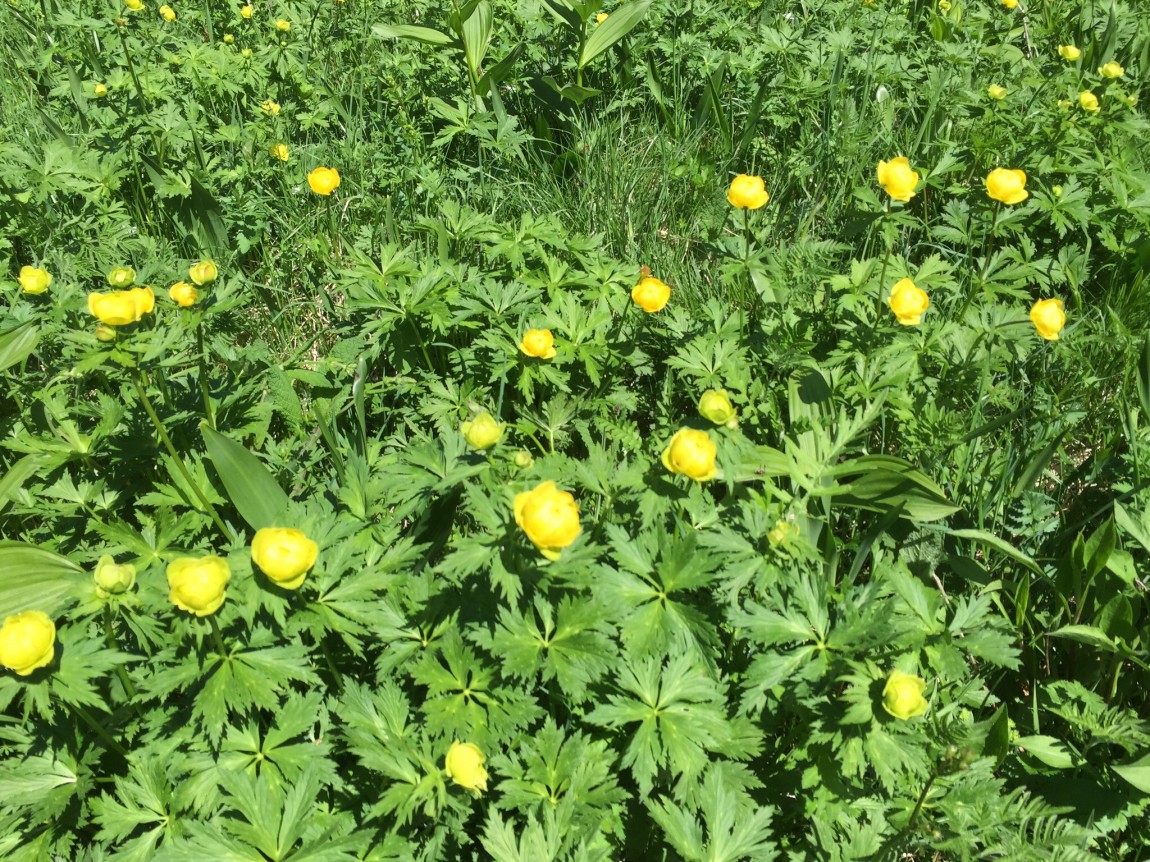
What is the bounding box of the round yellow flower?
[1057,44,1081,61]
[985,168,1028,205]
[1001,0,1017,8]
[94,555,137,598]
[1030,298,1065,341]
[445,741,488,793]
[631,276,671,313]
[240,4,253,18]
[938,0,951,10]
[726,174,770,209]
[261,99,281,116]
[882,669,929,719]
[519,328,557,360]
[876,156,920,203]
[887,278,930,326]
[462,412,504,450]
[1078,91,1100,113]
[251,527,318,590]
[125,0,144,10]
[188,260,218,285]
[87,286,155,326]
[159,4,175,21]
[1098,61,1124,79]
[107,266,136,288]
[987,84,1007,100]
[18,265,52,295]
[513,481,581,561]
[595,12,608,23]
[270,143,289,161]
[308,166,341,196]
[276,18,290,30]
[0,611,56,677]
[94,82,109,97]
[167,555,231,616]
[697,389,737,427]
[169,281,199,307]
[661,428,718,482]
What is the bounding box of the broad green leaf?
[0,320,39,373]
[948,528,1043,575]
[579,0,652,68]
[0,541,85,618]
[824,455,959,521]
[201,423,290,531]
[0,454,45,512]
[371,23,455,46]
[461,1,492,78]
[1048,624,1118,653]
[1112,751,1150,794]
[1016,735,1077,768]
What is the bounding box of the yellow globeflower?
[938,0,951,9]
[167,555,231,616]
[987,84,1007,100]
[876,156,920,203]
[519,328,557,360]
[270,143,290,161]
[188,260,218,285]
[1057,44,1081,61]
[661,428,718,482]
[87,286,155,326]
[125,0,144,10]
[887,278,930,326]
[275,18,290,31]
[631,276,671,313]
[1078,91,1100,113]
[261,99,281,116]
[18,266,52,295]
[444,741,488,794]
[240,4,253,18]
[94,82,109,97]
[251,527,318,590]
[307,166,341,195]
[0,611,56,676]
[726,174,770,209]
[94,556,137,597]
[169,281,199,307]
[513,481,581,561]
[882,669,929,719]
[107,266,136,288]
[223,33,235,43]
[159,4,175,21]
[1098,61,1124,79]
[697,389,737,428]
[985,168,1028,205]
[241,48,253,58]
[461,412,504,450]
[595,12,608,23]
[1030,298,1065,341]
[1001,0,1017,8]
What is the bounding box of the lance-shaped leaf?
[579,0,652,69]
[201,423,291,531]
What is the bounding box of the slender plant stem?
[103,604,139,702]
[907,773,937,830]
[319,639,344,692]
[207,615,230,660]
[196,320,215,429]
[72,704,130,758]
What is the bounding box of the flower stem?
[103,604,139,702]
[71,704,130,758]
[207,615,230,660]
[196,320,215,429]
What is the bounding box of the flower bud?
[94,82,109,97]
[223,33,235,43]
[167,555,231,616]
[0,611,56,676]
[169,281,199,307]
[94,555,137,597]
[887,278,930,326]
[188,260,218,285]
[251,528,318,590]
[768,519,797,547]
[95,323,118,342]
[461,412,504,450]
[1030,298,1066,341]
[17,266,52,295]
[107,266,136,288]
[661,428,718,481]
[882,669,929,719]
[159,4,175,21]
[514,450,534,469]
[514,481,581,560]
[698,389,738,427]
[444,741,488,794]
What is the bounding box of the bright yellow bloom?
[876,156,920,203]
[1078,90,1100,113]
[107,266,136,288]
[188,260,218,285]
[94,82,109,97]
[0,611,56,676]
[1098,61,1124,79]
[167,555,231,616]
[985,168,1028,205]
[661,428,718,482]
[519,328,557,359]
[159,4,175,21]
[595,12,608,23]
[307,166,341,195]
[1030,298,1065,341]
[1057,44,1081,61]
[125,0,144,10]
[251,528,318,590]
[726,174,770,209]
[461,412,504,450]
[270,143,289,161]
[1001,0,1017,8]
[87,286,155,326]
[987,84,1007,100]
[882,669,929,719]
[514,481,581,561]
[275,18,290,31]
[631,276,670,313]
[169,281,199,307]
[445,741,488,793]
[94,556,137,597]
[240,4,253,18]
[697,389,737,427]
[261,99,280,116]
[18,266,51,295]
[887,278,930,325]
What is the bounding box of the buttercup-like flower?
[167,555,231,615]
[462,412,504,450]
[698,389,738,427]
[985,168,1028,205]
[88,286,155,326]
[1001,0,1017,8]
[876,156,920,202]
[276,18,290,30]
[662,428,718,482]
[261,99,281,116]
[188,260,218,285]
[445,741,488,793]
[270,143,289,161]
[1078,90,1100,113]
[107,266,136,288]
[94,555,137,597]
[726,174,770,209]
[1030,298,1065,340]
[882,669,929,719]
[1099,61,1124,79]
[251,527,318,590]
[125,0,144,10]
[887,278,930,325]
[159,4,175,21]
[240,4,253,18]
[631,276,671,313]
[18,266,51,295]
[1058,44,1081,61]
[0,611,56,676]
[169,281,199,307]
[514,481,581,561]
[987,84,1007,100]
[595,12,608,23]
[94,82,109,97]
[308,166,341,195]
[519,328,557,360]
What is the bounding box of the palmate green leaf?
[91,759,176,858]
[499,719,626,814]
[0,754,77,807]
[481,810,563,862]
[0,454,45,514]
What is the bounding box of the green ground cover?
[2,0,1150,858]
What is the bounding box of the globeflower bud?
[882,669,929,719]
[1030,298,1065,341]
[17,266,52,295]
[987,84,1007,101]
[95,323,118,342]
[223,33,235,43]
[1078,91,1100,113]
[726,174,770,210]
[275,18,290,30]
[1057,44,1081,61]
[251,528,318,590]
[94,555,137,597]
[94,82,109,97]
[167,555,231,616]
[519,328,557,359]
[241,48,253,58]
[169,281,199,307]
[631,276,671,313]
[887,278,930,325]
[188,260,218,285]
[661,428,718,482]
[107,266,136,288]
[768,519,797,547]
[444,741,488,794]
[159,4,175,21]
[697,389,738,427]
[461,411,504,450]
[513,481,581,561]
[240,4,252,18]
[984,168,1028,205]
[1098,61,1124,79]
[514,450,534,469]
[876,156,920,203]
[125,0,144,10]
[0,611,56,676]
